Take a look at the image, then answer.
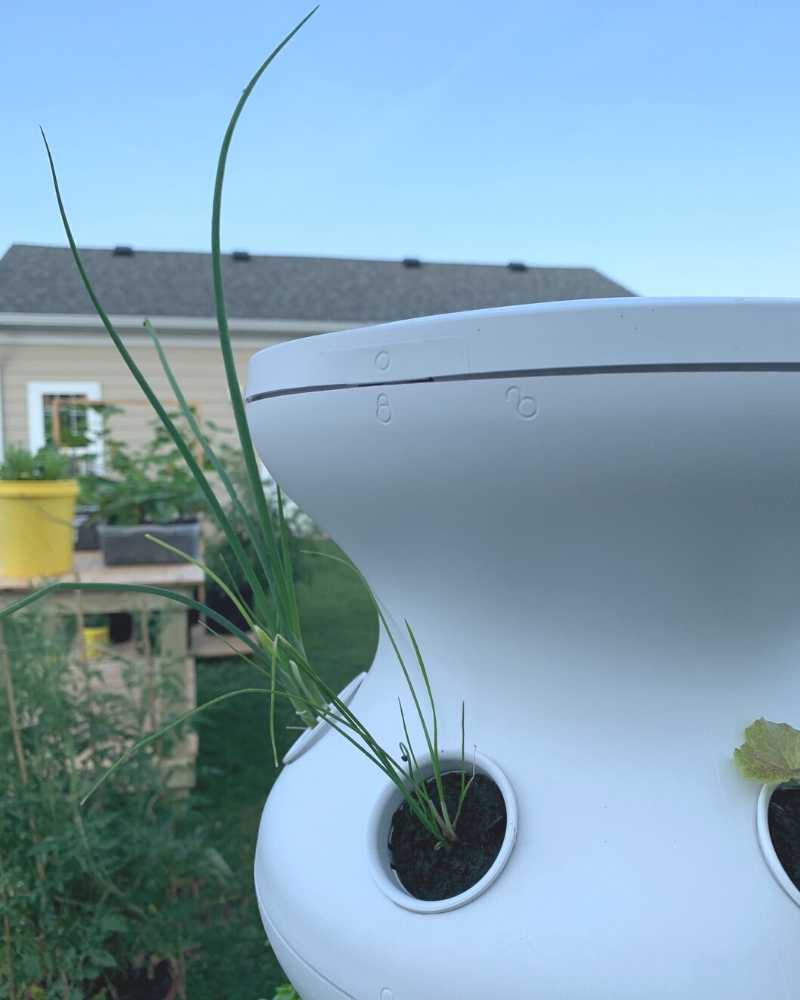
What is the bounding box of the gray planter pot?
[98,522,201,566]
[75,506,100,551]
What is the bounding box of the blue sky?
[2,0,799,297]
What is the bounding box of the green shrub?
[86,420,207,527]
[0,613,230,999]
[0,444,73,481]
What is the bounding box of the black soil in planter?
[389,771,507,900]
[768,784,800,890]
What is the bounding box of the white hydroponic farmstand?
[246,299,800,1000]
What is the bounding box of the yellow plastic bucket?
[0,480,79,577]
[83,624,110,660]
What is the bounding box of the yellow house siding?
[0,334,288,456]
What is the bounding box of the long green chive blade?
[298,705,441,841]
[269,633,280,767]
[276,486,302,639]
[289,546,470,822]
[460,700,467,794]
[40,130,264,616]
[288,659,319,725]
[196,623,265,675]
[218,549,273,636]
[397,699,421,778]
[210,9,318,642]
[42,12,328,736]
[143,319,276,603]
[451,776,474,833]
[402,618,449,821]
[143,532,255,630]
[377,609,438,770]
[406,619,439,752]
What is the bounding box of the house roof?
[0,243,633,326]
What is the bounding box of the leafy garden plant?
[0,8,476,854]
[0,444,73,481]
[0,611,229,1000]
[90,418,206,526]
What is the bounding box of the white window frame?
[26,380,103,468]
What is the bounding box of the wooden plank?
[0,548,204,591]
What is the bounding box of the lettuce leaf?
[735,718,800,783]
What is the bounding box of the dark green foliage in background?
[0,614,230,999]
[0,502,375,1000]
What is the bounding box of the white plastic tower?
[246,299,800,1000]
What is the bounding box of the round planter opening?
[368,750,517,914]
[757,783,800,907]
[282,672,367,765]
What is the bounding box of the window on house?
[42,393,92,448]
[27,381,104,471]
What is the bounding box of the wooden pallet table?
[0,550,204,792]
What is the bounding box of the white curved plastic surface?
[256,892,356,999]
[249,299,800,999]
[246,297,800,397]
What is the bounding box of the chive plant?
[0,9,474,848]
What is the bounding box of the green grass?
[186,539,377,1000]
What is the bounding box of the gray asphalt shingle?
[0,243,633,324]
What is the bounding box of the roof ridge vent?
[507,260,527,272]
[113,245,134,257]
[402,257,422,268]
[232,250,251,261]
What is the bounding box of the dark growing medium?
[389,772,507,901]
[768,784,800,891]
